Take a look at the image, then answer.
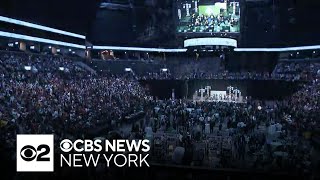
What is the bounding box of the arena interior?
[0,0,320,179]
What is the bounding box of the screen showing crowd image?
[177,0,241,33]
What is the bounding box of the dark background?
[0,0,320,47]
[0,0,99,35]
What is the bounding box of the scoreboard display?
[176,0,241,34]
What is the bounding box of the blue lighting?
[0,16,85,39]
[0,31,85,49]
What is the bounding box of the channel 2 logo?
[16,135,54,172]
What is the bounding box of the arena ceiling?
[0,0,100,35]
[0,0,320,48]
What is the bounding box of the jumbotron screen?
[176,0,241,34]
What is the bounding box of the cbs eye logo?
[17,134,54,172]
[60,139,73,152]
[20,144,50,162]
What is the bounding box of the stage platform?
[192,98,246,103]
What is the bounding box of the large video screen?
[176,0,241,34]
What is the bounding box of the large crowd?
[0,51,148,157]
[141,70,278,80]
[139,59,319,81]
[0,50,319,178]
[132,76,319,177]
